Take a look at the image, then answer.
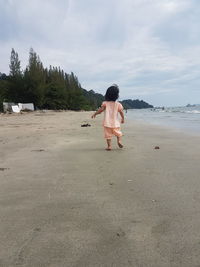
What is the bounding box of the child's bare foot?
[106,139,111,151]
[117,142,123,148]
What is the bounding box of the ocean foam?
[185,110,200,114]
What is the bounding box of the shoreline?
[1,111,200,266]
[2,108,200,137]
[1,108,200,135]
[127,117,200,138]
[126,108,200,136]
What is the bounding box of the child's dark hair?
[105,84,119,101]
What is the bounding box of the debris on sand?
[0,168,9,171]
[31,149,45,152]
[81,123,91,127]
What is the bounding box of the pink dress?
[101,101,123,139]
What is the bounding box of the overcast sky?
[0,0,200,106]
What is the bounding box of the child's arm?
[91,106,105,118]
[119,110,125,123]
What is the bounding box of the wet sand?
[0,110,200,266]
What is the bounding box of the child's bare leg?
[117,136,123,148]
[106,139,112,150]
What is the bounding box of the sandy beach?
[1,110,200,267]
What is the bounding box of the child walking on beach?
[91,85,124,151]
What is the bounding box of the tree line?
[0,48,104,112]
[0,48,153,112]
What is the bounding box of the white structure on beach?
[3,102,34,113]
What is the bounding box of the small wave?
[158,110,182,113]
[157,109,200,114]
[185,110,200,114]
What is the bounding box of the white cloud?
[157,0,190,13]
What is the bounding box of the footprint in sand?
[116,228,126,237]
[0,168,9,171]
[31,149,45,152]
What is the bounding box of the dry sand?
[0,110,200,267]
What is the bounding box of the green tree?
[67,72,88,110]
[9,48,21,77]
[43,67,68,109]
[6,49,24,102]
[24,48,46,107]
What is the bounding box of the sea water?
[126,105,200,134]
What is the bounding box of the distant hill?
[186,104,200,107]
[120,99,153,109]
